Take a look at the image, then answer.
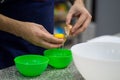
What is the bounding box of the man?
[0,0,91,69]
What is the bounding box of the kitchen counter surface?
[0,62,84,80]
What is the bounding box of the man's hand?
[19,22,64,49]
[66,0,92,36]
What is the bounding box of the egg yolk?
[54,33,65,39]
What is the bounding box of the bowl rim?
[44,48,72,57]
[71,42,120,62]
[14,54,49,65]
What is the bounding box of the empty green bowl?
[44,48,73,69]
[14,55,49,77]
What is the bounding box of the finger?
[72,17,91,36]
[71,13,87,33]
[66,11,73,25]
[42,33,64,44]
[40,40,63,49]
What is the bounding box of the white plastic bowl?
[71,42,120,80]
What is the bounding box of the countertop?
[0,62,84,80]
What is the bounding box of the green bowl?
[14,55,49,77]
[44,48,73,69]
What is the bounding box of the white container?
[71,42,120,80]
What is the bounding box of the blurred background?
[54,0,120,48]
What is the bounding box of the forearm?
[0,14,23,37]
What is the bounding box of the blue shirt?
[0,0,54,69]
